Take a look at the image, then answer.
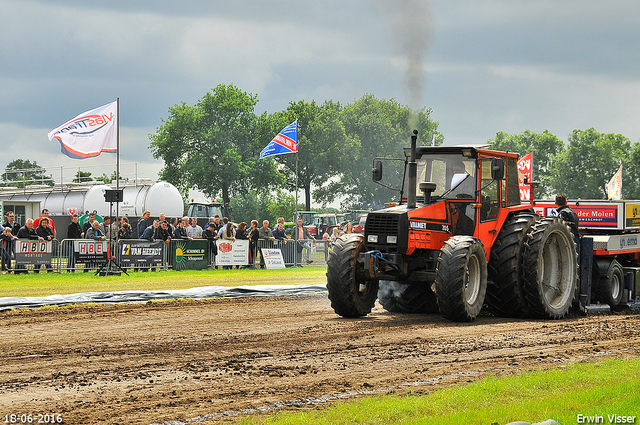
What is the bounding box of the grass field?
[0,266,328,298]
[228,358,640,425]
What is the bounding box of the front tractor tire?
[522,218,578,319]
[327,234,379,317]
[435,236,488,322]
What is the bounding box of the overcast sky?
[2,0,639,186]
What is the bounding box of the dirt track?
[1,294,639,425]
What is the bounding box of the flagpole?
[116,98,120,191]
[295,119,299,210]
[116,98,120,224]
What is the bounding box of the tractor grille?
[365,213,401,252]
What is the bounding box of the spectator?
[35,217,54,273]
[186,217,203,239]
[34,208,56,240]
[223,221,236,242]
[203,217,218,268]
[341,222,353,235]
[156,220,172,245]
[68,214,83,239]
[16,219,43,274]
[82,212,97,235]
[236,222,248,240]
[272,222,286,240]
[118,222,132,239]
[273,216,285,232]
[137,210,151,239]
[2,211,19,272]
[330,227,340,243]
[169,217,177,235]
[17,219,43,240]
[85,220,106,241]
[173,216,192,240]
[142,220,159,241]
[257,220,273,269]
[248,220,259,268]
[0,223,10,272]
[292,217,313,265]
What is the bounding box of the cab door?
[476,157,501,257]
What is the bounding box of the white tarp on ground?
[0,284,328,311]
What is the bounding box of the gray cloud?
[2,0,640,183]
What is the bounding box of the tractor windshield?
[410,154,476,201]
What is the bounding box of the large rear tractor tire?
[435,236,488,322]
[593,259,624,309]
[327,234,379,317]
[486,212,539,317]
[522,218,578,319]
[378,280,439,314]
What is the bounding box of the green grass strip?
[230,358,640,425]
[0,266,327,298]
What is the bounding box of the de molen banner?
[172,239,209,270]
[16,240,53,265]
[534,201,622,229]
[73,240,107,264]
[215,239,249,266]
[119,240,164,267]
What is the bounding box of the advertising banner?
[534,201,622,229]
[261,248,286,269]
[73,240,107,264]
[119,240,163,267]
[626,203,640,229]
[171,239,209,270]
[15,240,52,265]
[215,239,249,266]
[517,152,533,202]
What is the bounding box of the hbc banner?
[16,240,52,265]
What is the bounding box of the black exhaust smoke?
[407,130,418,209]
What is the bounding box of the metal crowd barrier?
[1,238,331,273]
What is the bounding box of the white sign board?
[215,239,249,266]
[261,248,286,269]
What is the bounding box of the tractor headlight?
[387,236,397,244]
[368,235,378,243]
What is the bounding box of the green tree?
[94,171,128,184]
[72,171,93,183]
[149,84,281,205]
[551,128,632,199]
[488,130,564,198]
[316,94,442,209]
[1,159,54,187]
[626,142,640,200]
[264,100,356,211]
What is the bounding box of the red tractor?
[327,131,578,322]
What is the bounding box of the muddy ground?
[1,294,639,424]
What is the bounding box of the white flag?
[606,164,622,200]
[48,101,117,159]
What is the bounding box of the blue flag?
[260,119,298,159]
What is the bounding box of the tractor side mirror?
[372,160,383,181]
[491,158,504,180]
